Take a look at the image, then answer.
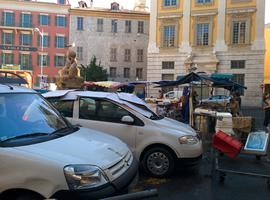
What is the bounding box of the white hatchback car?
[44,90,203,177]
[0,85,137,200]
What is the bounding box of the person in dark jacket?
[264,94,270,133]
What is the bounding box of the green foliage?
[81,56,108,82]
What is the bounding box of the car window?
[48,98,74,118]
[79,97,97,120]
[79,97,131,124]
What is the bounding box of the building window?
[232,74,245,95]
[137,49,143,62]
[197,0,212,3]
[38,35,50,48]
[124,68,130,78]
[77,17,84,30]
[55,16,66,27]
[55,36,65,48]
[20,13,32,27]
[38,55,49,67]
[163,25,175,47]
[39,14,50,26]
[55,55,65,67]
[138,21,144,34]
[77,46,83,60]
[196,23,209,46]
[111,19,118,33]
[162,61,175,69]
[2,32,14,45]
[110,48,117,62]
[232,21,247,44]
[2,53,14,64]
[124,49,131,62]
[125,20,132,33]
[2,12,14,26]
[19,54,32,70]
[20,33,32,46]
[136,68,143,79]
[162,74,174,80]
[110,67,117,78]
[164,0,177,6]
[231,60,245,69]
[97,18,104,32]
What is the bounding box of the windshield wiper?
[50,126,77,136]
[0,132,49,143]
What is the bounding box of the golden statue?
[56,49,84,89]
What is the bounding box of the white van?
[164,90,183,100]
[44,90,202,178]
[0,85,137,200]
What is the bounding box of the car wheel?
[142,147,175,178]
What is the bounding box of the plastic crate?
[212,131,243,159]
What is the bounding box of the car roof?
[43,90,153,111]
[0,84,37,94]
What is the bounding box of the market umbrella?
[94,81,125,89]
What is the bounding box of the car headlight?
[64,165,108,190]
[179,135,199,145]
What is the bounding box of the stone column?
[148,0,159,53]
[252,0,265,50]
[215,0,228,52]
[180,0,192,53]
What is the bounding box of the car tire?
[142,147,175,178]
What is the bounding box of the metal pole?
[40,29,44,89]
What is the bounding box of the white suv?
[44,90,203,178]
[0,85,137,200]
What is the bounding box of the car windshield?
[0,93,68,142]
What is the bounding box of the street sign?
[0,45,38,52]
[1,64,21,70]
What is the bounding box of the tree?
[80,56,108,82]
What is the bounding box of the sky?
[41,0,270,24]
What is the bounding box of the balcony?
[0,22,34,32]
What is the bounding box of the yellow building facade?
[264,24,270,92]
[148,0,265,107]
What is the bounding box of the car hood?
[153,117,196,136]
[14,127,129,170]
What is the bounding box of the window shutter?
[1,32,4,44]
[30,14,33,27]
[245,18,251,44]
[12,13,15,26]
[29,34,32,46]
[1,12,4,25]
[64,17,67,27]
[19,54,22,65]
[0,53,2,66]
[47,55,50,66]
[37,35,40,47]
[47,36,50,47]
[29,54,32,68]
[11,32,14,45]
[230,20,234,44]
[55,16,57,26]
[48,15,51,25]
[64,36,67,47]
[11,54,14,64]
[20,13,23,27]
[19,34,22,45]
[54,55,57,66]
[38,15,40,25]
[54,36,57,48]
[37,55,40,66]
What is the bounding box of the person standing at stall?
[263,94,270,133]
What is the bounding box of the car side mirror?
[121,116,134,124]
